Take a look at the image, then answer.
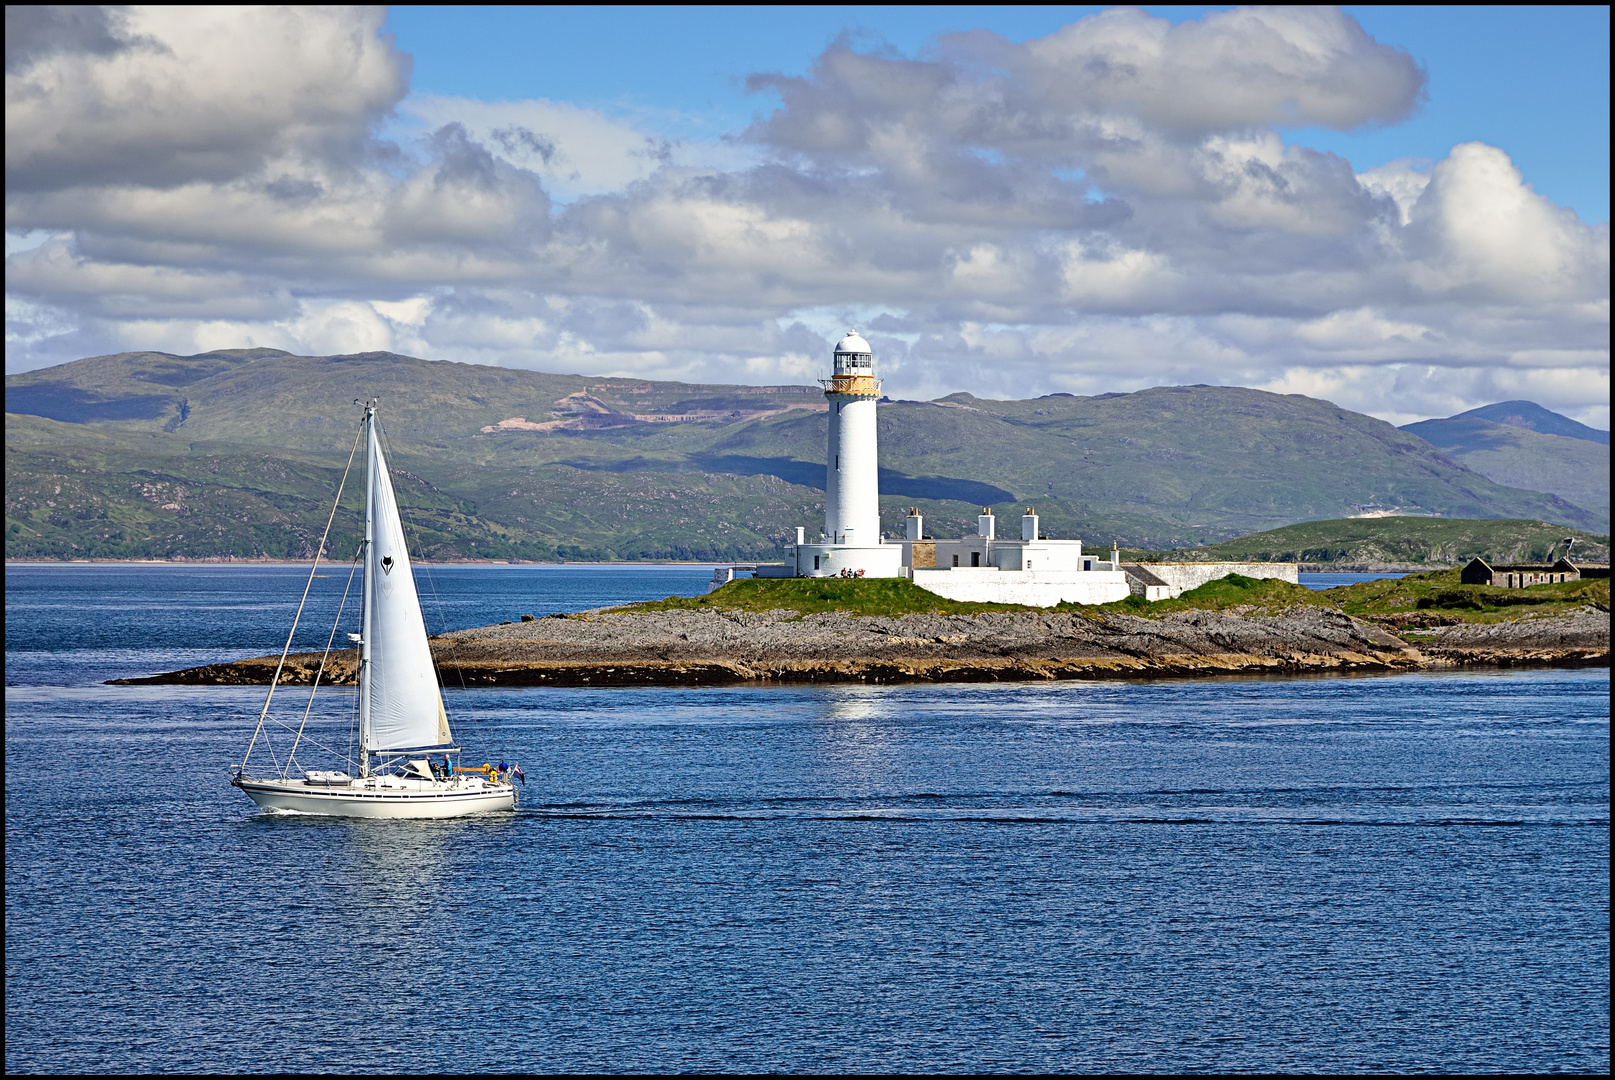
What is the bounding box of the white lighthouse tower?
[788,331,903,578]
[824,331,880,546]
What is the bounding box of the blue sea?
[1299,571,1407,590]
[5,563,1609,1073]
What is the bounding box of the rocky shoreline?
[110,606,1609,688]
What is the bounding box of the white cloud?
[2,6,1606,431]
[1058,240,1181,307]
[403,96,666,201]
[1292,308,1433,352]
[370,297,433,326]
[1357,158,1430,226]
[5,6,405,192]
[1020,5,1425,134]
[1404,142,1610,304]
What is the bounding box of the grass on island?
[608,576,1033,617]
[1319,568,1608,625]
[609,570,1610,626]
[1079,574,1330,617]
[1084,569,1609,626]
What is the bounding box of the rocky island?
[115,572,1608,688]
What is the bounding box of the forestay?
[362,419,453,752]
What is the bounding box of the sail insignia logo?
[381,556,394,575]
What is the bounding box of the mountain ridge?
[1442,400,1608,445]
[6,349,1605,560]
[1401,403,1609,524]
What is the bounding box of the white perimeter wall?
[911,569,1131,607]
[1144,563,1299,596]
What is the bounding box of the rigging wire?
[346,677,361,772]
[261,727,280,775]
[263,715,352,763]
[282,549,364,779]
[239,418,363,775]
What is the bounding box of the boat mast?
[358,400,376,778]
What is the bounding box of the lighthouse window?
[835,455,839,470]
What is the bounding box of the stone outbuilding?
[1459,557,1607,587]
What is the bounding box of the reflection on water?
[821,685,885,724]
[343,820,480,925]
[815,687,902,783]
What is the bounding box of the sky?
[5,5,1609,427]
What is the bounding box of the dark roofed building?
[1459,557,1603,587]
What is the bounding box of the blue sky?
[387,5,1610,222]
[5,5,1610,426]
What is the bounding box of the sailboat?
[232,400,517,817]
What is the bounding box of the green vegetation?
[612,577,1029,617]
[1091,568,1610,626]
[1086,567,1608,626]
[1086,573,1329,616]
[610,568,1610,627]
[1125,516,1610,568]
[1320,569,1609,625]
[7,348,1604,560]
[4,414,819,562]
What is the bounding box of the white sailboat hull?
[235,777,516,818]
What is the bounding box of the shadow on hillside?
[558,453,1015,505]
[7,383,175,422]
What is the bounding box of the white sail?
[361,416,453,752]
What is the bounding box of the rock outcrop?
[110,606,1609,687]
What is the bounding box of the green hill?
[1438,400,1608,444]
[1400,416,1609,526]
[6,349,1604,561]
[1129,516,1611,569]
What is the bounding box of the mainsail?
[360,410,453,753]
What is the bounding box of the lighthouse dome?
[834,331,871,355]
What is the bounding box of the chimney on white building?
[1111,541,1120,571]
[905,508,923,541]
[1021,508,1039,542]
[978,508,996,540]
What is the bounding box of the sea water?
[4,564,1609,1073]
[1299,571,1408,590]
